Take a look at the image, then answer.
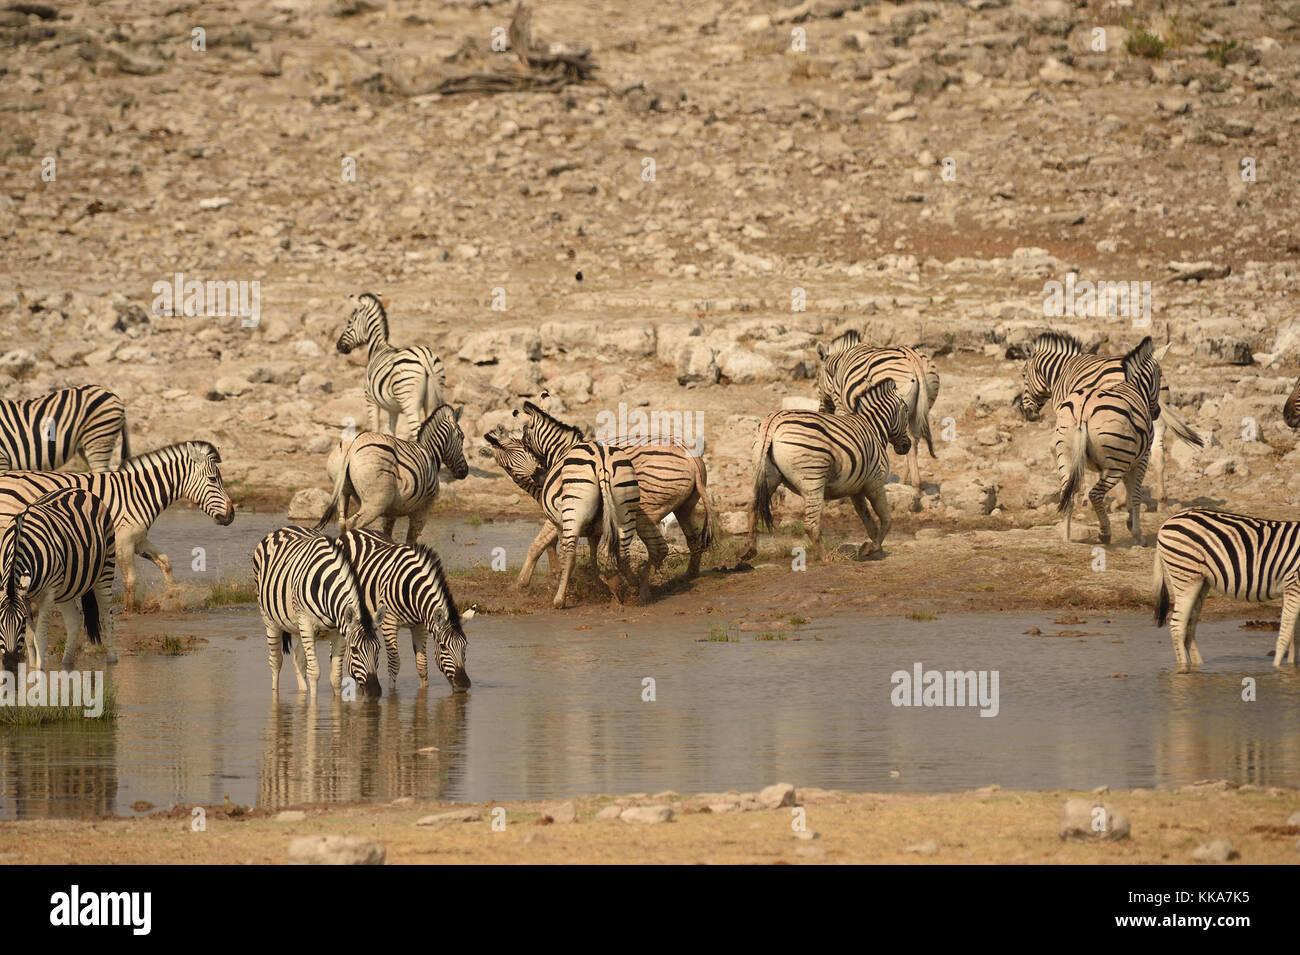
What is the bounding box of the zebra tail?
[281,631,292,654]
[696,459,717,548]
[1057,420,1088,513]
[597,463,622,573]
[753,422,777,531]
[81,590,102,645]
[118,418,132,463]
[913,370,936,459]
[315,451,352,531]
[1153,548,1171,626]
[1160,404,1204,449]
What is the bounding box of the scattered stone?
[288,835,385,865]
[415,809,482,826]
[276,810,307,822]
[620,805,673,824]
[758,783,797,809]
[595,805,622,820]
[903,840,938,854]
[1191,839,1238,863]
[1059,798,1131,841]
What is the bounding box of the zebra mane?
[1029,331,1084,357]
[416,404,458,446]
[1122,336,1155,374]
[408,542,462,631]
[354,292,390,340]
[120,441,221,471]
[521,400,584,445]
[828,329,863,355]
[330,535,375,636]
[2,509,25,605]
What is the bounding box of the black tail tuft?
[1155,579,1170,627]
[281,631,292,654]
[81,591,102,645]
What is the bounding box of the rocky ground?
[1,0,1298,584]
[2,782,1296,864]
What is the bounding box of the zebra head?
[178,443,236,525]
[417,404,468,480]
[410,546,470,690]
[517,399,584,469]
[337,293,388,354]
[339,601,384,701]
[0,515,29,672]
[855,378,911,455]
[482,429,546,497]
[1019,332,1083,421]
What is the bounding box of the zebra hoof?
[737,546,757,562]
[854,542,878,561]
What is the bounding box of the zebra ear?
[374,602,387,628]
[1154,342,1171,362]
[816,342,827,361]
[522,400,542,416]
[454,405,463,422]
[381,297,390,310]
[433,605,450,629]
[483,430,502,448]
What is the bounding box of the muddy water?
[1,609,1298,819]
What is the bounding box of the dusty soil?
[3,785,1296,864]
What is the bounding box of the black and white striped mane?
[1029,331,1085,357]
[408,541,461,631]
[119,441,220,472]
[354,292,390,340]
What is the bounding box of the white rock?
[288,835,385,865]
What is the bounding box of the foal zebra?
[336,293,446,441]
[516,401,669,603]
[1055,337,1160,545]
[0,385,131,471]
[1154,508,1300,672]
[0,488,115,671]
[1018,331,1203,500]
[339,528,469,690]
[253,526,383,700]
[318,404,468,545]
[0,441,235,611]
[741,378,912,562]
[816,331,940,489]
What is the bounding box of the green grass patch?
[1206,39,1238,67]
[0,681,117,725]
[906,611,937,622]
[789,615,808,626]
[705,623,740,643]
[1126,26,1166,58]
[755,631,787,641]
[202,580,258,608]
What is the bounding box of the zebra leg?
[1275,586,1300,668]
[1088,472,1120,545]
[905,440,921,489]
[1150,416,1167,503]
[328,631,344,692]
[387,409,400,437]
[405,509,428,547]
[675,495,704,579]
[1166,584,1195,672]
[95,579,116,664]
[516,523,559,590]
[399,395,423,442]
[27,596,55,671]
[588,535,601,577]
[411,625,429,687]
[849,493,881,559]
[867,482,893,551]
[297,621,322,695]
[56,601,84,670]
[135,536,176,592]
[801,485,827,562]
[1122,467,1145,546]
[265,624,286,693]
[632,508,668,604]
[1184,582,1208,668]
[289,636,310,692]
[553,532,579,609]
[383,614,400,686]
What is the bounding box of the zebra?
[1154,507,1300,672]
[1054,337,1160,545]
[1016,331,1204,500]
[740,377,912,562]
[1284,373,1300,429]
[512,398,714,578]
[0,441,235,611]
[336,293,446,441]
[0,488,115,671]
[515,400,669,602]
[0,385,131,471]
[317,404,468,545]
[816,332,940,489]
[253,525,383,700]
[339,527,469,690]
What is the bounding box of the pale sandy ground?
[3,786,1297,864]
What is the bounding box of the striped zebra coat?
[1154,508,1300,671]
[253,526,383,700]
[816,331,939,489]
[0,441,234,611]
[1055,337,1160,545]
[741,377,911,562]
[0,488,115,672]
[319,404,467,545]
[516,401,669,605]
[1284,374,1300,429]
[1018,331,1203,500]
[0,386,131,471]
[336,293,446,441]
[338,528,469,690]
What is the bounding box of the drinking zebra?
[1054,337,1160,545]
[516,401,669,603]
[816,331,940,489]
[741,377,911,562]
[253,526,383,700]
[338,527,469,690]
[1017,331,1203,500]
[0,488,115,671]
[0,385,131,471]
[0,441,235,611]
[317,404,468,545]
[336,293,446,441]
[1154,508,1300,671]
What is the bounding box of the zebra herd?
[2,291,1300,692]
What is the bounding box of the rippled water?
[1,607,1297,819]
